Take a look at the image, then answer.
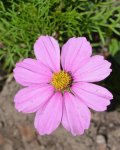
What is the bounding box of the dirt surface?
[0,80,120,150]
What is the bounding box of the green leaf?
[109,38,120,56]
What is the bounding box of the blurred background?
[0,0,120,150]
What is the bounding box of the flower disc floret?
[51,71,72,91]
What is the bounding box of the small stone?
[96,135,107,150]
[96,135,106,144]
[109,123,114,128]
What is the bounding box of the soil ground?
[0,80,120,150]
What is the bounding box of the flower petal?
[73,55,112,82]
[62,92,91,136]
[14,84,54,113]
[34,92,63,135]
[34,35,60,72]
[61,37,92,72]
[13,58,52,86]
[71,82,113,111]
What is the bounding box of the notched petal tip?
[72,82,113,112]
[61,36,92,72]
[73,55,112,82]
[34,35,60,72]
[13,58,53,86]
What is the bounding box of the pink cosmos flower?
[14,36,113,136]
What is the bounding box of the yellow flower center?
[51,71,72,91]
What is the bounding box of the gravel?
[0,80,120,150]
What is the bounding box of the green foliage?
[109,38,120,56]
[109,38,120,65]
[0,0,120,71]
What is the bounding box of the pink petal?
[13,58,52,86]
[61,37,92,72]
[62,92,91,136]
[34,92,63,135]
[34,35,60,72]
[72,82,113,111]
[14,84,54,113]
[73,55,112,82]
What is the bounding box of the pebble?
[109,123,114,128]
[96,135,106,144]
[96,135,107,150]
